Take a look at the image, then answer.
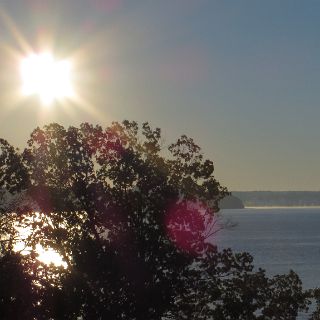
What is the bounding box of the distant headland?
[232,191,320,207]
[219,195,245,209]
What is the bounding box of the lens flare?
[165,200,216,255]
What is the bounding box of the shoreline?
[244,206,320,209]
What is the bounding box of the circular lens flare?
[165,200,216,255]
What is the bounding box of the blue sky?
[0,0,319,190]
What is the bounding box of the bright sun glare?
[20,52,74,106]
[13,214,67,268]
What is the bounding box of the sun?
[20,52,74,106]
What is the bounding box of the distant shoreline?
[244,206,320,209]
[232,191,320,208]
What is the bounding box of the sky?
[0,0,319,191]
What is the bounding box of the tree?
[0,121,312,319]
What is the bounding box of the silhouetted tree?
[0,253,36,320]
[0,121,312,319]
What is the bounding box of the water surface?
[217,207,320,319]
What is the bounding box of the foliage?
[0,121,314,319]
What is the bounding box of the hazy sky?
[0,0,319,191]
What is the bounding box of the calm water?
[217,207,320,319]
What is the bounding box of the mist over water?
[217,208,320,319]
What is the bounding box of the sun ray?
[0,6,111,124]
[0,8,33,54]
[71,94,108,123]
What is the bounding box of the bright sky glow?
[20,52,74,106]
[35,244,67,268]
[14,239,67,268]
[13,214,67,268]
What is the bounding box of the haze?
[0,0,319,191]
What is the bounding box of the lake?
[217,207,320,319]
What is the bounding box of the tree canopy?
[0,121,316,319]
